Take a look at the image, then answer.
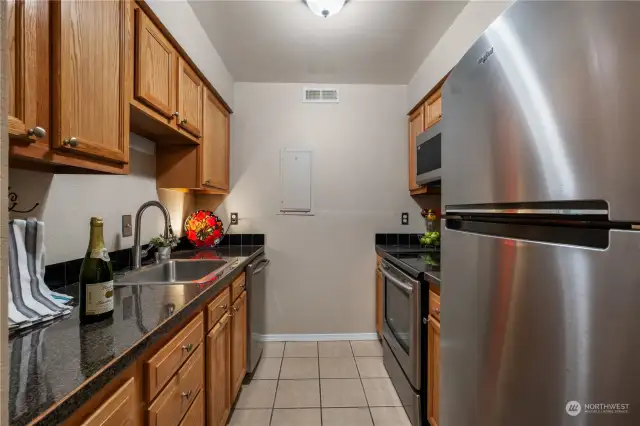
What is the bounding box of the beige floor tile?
[361,379,402,407]
[284,341,318,358]
[235,380,278,409]
[319,341,353,357]
[274,379,321,408]
[263,342,285,357]
[320,379,368,408]
[319,357,359,379]
[270,409,321,426]
[253,357,282,379]
[350,340,383,357]
[280,358,319,379]
[322,408,373,426]
[370,407,411,426]
[356,357,389,378]
[228,409,272,426]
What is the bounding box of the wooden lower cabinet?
[178,390,204,426]
[207,314,231,426]
[427,316,440,426]
[80,378,136,426]
[376,268,383,339]
[230,291,247,401]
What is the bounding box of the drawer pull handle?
[221,304,228,311]
[62,137,78,147]
[233,306,240,313]
[28,126,46,138]
[182,343,193,353]
[434,308,440,314]
[181,390,192,399]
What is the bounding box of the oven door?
[380,260,422,389]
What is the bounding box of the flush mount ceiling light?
[304,0,347,18]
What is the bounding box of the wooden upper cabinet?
[427,316,441,426]
[426,89,443,128]
[177,58,204,138]
[230,291,247,401]
[207,314,231,426]
[134,8,176,119]
[7,0,45,142]
[201,89,230,191]
[408,105,425,192]
[80,378,136,426]
[52,0,129,164]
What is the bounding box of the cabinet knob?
[28,126,46,138]
[180,118,188,125]
[172,111,180,119]
[181,390,192,399]
[233,306,240,313]
[221,304,228,311]
[181,343,193,353]
[435,308,440,314]
[62,137,78,147]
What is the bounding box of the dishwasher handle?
[253,258,270,275]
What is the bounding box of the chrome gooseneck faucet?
[133,201,173,269]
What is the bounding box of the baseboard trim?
[261,333,379,342]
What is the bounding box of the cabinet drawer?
[179,388,204,426]
[207,287,230,331]
[429,290,440,322]
[147,313,204,400]
[148,345,204,426]
[80,378,135,426]
[231,273,246,302]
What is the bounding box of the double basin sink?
[115,258,237,286]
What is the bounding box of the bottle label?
[85,281,114,315]
[90,248,110,262]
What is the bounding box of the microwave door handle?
[378,266,414,294]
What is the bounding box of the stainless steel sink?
[115,259,234,285]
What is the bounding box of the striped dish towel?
[8,219,73,331]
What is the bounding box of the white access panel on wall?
[280,149,312,213]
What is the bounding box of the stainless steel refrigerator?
[441,1,640,425]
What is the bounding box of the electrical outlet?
[122,214,132,237]
[401,212,409,225]
[230,212,238,225]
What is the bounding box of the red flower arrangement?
[184,210,225,248]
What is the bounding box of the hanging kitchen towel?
[8,219,72,329]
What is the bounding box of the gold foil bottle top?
[90,217,104,226]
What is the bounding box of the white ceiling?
[188,0,467,84]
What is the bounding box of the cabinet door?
[230,291,247,401]
[7,0,42,141]
[200,89,230,191]
[177,57,203,138]
[408,105,425,191]
[80,378,136,426]
[207,314,231,426]
[427,317,441,426]
[134,8,176,119]
[376,269,383,338]
[52,0,129,164]
[426,90,443,129]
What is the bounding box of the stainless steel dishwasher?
[245,254,270,375]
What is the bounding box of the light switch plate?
[401,212,409,225]
[122,214,132,237]
[230,212,238,225]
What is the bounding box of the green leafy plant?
[149,233,179,248]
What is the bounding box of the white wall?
[146,0,234,108]
[215,82,430,335]
[9,135,193,265]
[407,0,513,110]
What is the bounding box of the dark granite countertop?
[375,244,441,285]
[9,245,264,426]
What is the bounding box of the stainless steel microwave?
[416,121,442,185]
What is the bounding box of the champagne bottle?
[79,217,114,323]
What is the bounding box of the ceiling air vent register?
[303,88,339,103]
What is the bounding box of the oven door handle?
[378,266,414,295]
